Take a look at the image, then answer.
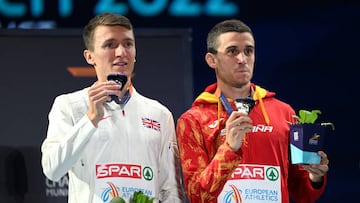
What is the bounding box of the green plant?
[292,109,335,130]
[110,197,126,203]
[110,191,156,203]
[130,191,156,203]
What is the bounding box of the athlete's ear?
[83,49,95,66]
[205,52,216,69]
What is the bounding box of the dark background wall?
[1,0,359,202]
[0,28,193,202]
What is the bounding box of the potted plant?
[289,109,334,164]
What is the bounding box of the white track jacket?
[41,87,185,203]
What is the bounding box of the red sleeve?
[288,164,327,203]
[176,114,242,202]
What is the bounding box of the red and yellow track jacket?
[176,83,326,203]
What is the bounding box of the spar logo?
[230,165,279,181]
[96,163,153,181]
[230,165,265,180]
[266,167,279,181]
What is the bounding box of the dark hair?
[82,12,133,51]
[207,19,253,54]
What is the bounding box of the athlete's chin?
[235,75,251,85]
[234,81,250,88]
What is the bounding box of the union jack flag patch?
[142,117,161,131]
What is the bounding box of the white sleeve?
[41,95,96,181]
[158,112,186,202]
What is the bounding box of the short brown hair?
[207,19,253,54]
[82,12,133,51]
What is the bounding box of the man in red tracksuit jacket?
[176,19,329,203]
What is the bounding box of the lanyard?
[113,90,131,105]
[219,92,235,115]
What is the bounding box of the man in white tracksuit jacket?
[41,13,185,203]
